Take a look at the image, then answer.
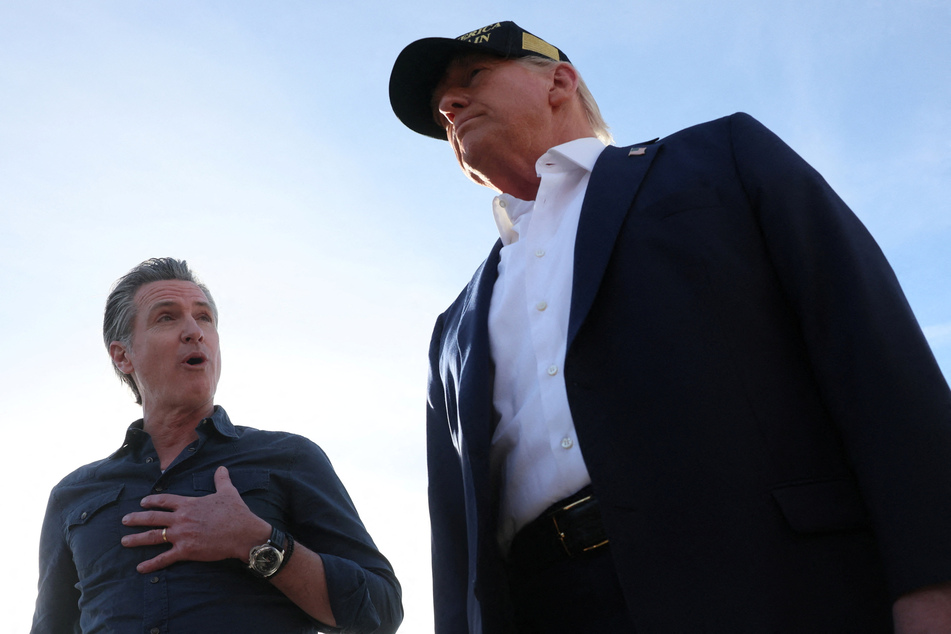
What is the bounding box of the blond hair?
[514,56,613,144]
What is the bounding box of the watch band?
[267,525,285,550]
[276,532,295,575]
[247,525,287,579]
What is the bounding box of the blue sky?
[2,1,949,631]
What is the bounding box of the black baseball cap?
[389,21,570,140]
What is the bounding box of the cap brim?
[389,37,498,141]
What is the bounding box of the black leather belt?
[507,486,609,573]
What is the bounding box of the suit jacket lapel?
[455,240,503,450]
[568,142,660,348]
[457,240,502,345]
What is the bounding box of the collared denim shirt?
[31,406,402,633]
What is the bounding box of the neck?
[483,122,597,201]
[475,160,542,201]
[141,402,214,469]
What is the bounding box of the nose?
[436,87,469,127]
[181,317,205,343]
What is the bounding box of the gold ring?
[162,527,168,543]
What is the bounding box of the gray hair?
[103,257,217,404]
[513,56,613,145]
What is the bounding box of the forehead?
[438,53,506,84]
[134,280,209,313]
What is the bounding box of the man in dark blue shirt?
[31,257,402,633]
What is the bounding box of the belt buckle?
[551,495,609,557]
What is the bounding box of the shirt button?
[154,486,164,492]
[145,457,154,463]
[151,628,161,634]
[536,301,548,312]
[547,365,558,376]
[151,576,160,584]
[80,512,87,520]
[498,199,507,208]
[187,447,196,452]
[561,437,574,449]
[535,249,546,258]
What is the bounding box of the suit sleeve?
[426,312,473,632]
[728,112,951,599]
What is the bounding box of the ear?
[548,62,580,108]
[109,341,135,375]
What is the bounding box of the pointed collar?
[110,405,237,458]
[491,137,607,245]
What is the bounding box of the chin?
[461,164,492,189]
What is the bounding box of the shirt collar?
[492,137,607,245]
[536,136,607,174]
[204,405,239,438]
[110,405,237,458]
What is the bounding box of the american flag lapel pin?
[628,146,647,156]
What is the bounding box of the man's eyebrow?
[146,299,213,315]
[146,300,178,315]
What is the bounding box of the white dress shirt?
[488,137,608,551]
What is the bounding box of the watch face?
[250,545,283,576]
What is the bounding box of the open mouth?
[185,356,205,366]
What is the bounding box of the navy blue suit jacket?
[426,113,951,632]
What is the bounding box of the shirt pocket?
[192,469,283,526]
[65,484,124,572]
[771,477,871,534]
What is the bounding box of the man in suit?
[389,21,951,632]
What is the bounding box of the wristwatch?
[248,525,287,578]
